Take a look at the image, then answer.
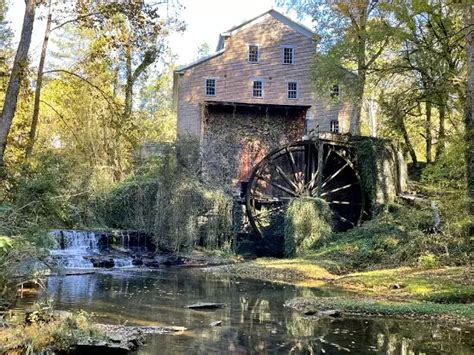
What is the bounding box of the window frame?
[204,78,217,97]
[330,84,340,98]
[330,120,339,133]
[287,81,298,99]
[282,45,295,65]
[252,79,264,98]
[248,44,260,63]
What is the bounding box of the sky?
[6,0,313,67]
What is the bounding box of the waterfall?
[113,258,133,268]
[49,230,99,269]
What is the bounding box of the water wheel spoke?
[332,211,355,227]
[320,182,358,197]
[267,161,299,191]
[250,188,279,202]
[285,147,298,179]
[306,169,319,192]
[324,148,332,165]
[258,174,298,197]
[328,200,363,205]
[253,204,287,222]
[321,162,349,188]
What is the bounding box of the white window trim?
[330,120,339,133]
[247,43,260,64]
[204,77,217,97]
[281,45,295,65]
[251,78,264,98]
[287,81,299,100]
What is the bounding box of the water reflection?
[22,269,473,354]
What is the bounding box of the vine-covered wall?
[201,104,306,193]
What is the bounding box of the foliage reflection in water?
[17,269,472,354]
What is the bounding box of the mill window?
[283,46,294,64]
[205,78,216,96]
[252,80,263,97]
[288,82,298,99]
[330,120,339,133]
[248,45,259,63]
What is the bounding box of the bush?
[421,135,466,189]
[284,197,332,257]
[418,253,438,269]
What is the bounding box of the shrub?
[284,197,332,257]
[418,253,438,269]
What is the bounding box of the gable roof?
[175,49,225,73]
[216,9,315,51]
[176,9,316,73]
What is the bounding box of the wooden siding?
[176,13,351,137]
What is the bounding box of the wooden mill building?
[173,9,353,193]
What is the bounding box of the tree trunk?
[0,0,36,166]
[400,116,418,167]
[425,100,432,164]
[350,2,368,136]
[124,38,133,119]
[464,4,474,216]
[25,0,51,160]
[435,102,446,161]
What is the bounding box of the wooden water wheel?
[245,140,365,239]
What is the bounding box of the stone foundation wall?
[201,106,305,194]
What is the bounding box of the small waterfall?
[113,258,133,268]
[50,230,99,269]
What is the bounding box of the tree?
[0,0,36,166]
[282,0,396,135]
[0,0,13,95]
[464,3,474,215]
[197,42,210,58]
[25,0,52,159]
[25,1,100,159]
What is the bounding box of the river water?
[16,268,472,354]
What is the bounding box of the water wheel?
[245,140,365,239]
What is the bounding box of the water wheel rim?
[245,140,365,239]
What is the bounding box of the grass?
[222,259,473,303]
[286,297,474,322]
[215,258,474,322]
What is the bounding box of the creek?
[12,231,474,354]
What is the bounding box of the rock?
[318,309,342,318]
[85,256,114,268]
[186,302,226,310]
[132,257,143,266]
[210,320,222,327]
[390,283,404,289]
[303,309,342,318]
[142,258,160,268]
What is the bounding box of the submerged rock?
[186,302,226,310]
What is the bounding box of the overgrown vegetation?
[284,197,332,257]
[0,307,103,353]
[96,138,233,252]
